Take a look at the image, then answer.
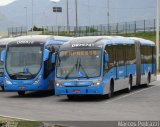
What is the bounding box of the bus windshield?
[56,49,102,79]
[6,46,43,80]
[0,47,5,77]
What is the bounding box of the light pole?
[50,0,60,35]
[24,7,28,32]
[156,0,160,73]
[75,0,78,33]
[31,0,34,32]
[66,0,70,33]
[107,0,110,34]
[88,0,91,35]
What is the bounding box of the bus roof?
[60,36,135,50]
[128,37,155,46]
[8,35,73,46]
[45,36,74,45]
[0,37,15,46]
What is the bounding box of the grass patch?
[0,116,43,127]
[118,31,157,42]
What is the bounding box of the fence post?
[79,26,81,37]
[154,19,156,33]
[52,26,54,35]
[116,23,119,34]
[8,28,9,37]
[12,27,13,37]
[129,24,130,33]
[42,26,44,35]
[134,21,136,34]
[93,25,95,36]
[125,22,127,34]
[21,27,22,36]
[144,20,146,33]
[16,27,18,36]
[100,25,102,35]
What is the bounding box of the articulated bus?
[0,38,15,90]
[1,35,73,95]
[54,36,156,99]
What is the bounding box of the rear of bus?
[2,35,71,95]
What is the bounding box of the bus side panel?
[135,41,141,85]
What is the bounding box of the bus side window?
[104,45,115,74]
[44,46,55,79]
[128,44,136,65]
[117,45,124,66]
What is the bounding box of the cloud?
[0,0,17,6]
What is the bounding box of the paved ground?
[0,81,160,122]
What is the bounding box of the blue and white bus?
[54,36,156,99]
[1,35,73,95]
[0,38,15,90]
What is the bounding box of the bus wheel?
[1,86,4,91]
[126,76,132,93]
[18,91,25,96]
[145,73,151,87]
[67,95,78,100]
[108,82,114,98]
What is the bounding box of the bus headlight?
[5,77,12,85]
[92,81,100,86]
[33,75,42,85]
[56,82,61,87]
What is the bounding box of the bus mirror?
[105,53,109,62]
[43,49,49,61]
[1,49,6,62]
[52,54,56,63]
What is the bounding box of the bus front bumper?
[4,83,51,91]
[55,86,104,96]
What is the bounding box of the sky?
[0,0,157,31]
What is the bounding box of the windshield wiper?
[78,58,89,79]
[65,58,78,79]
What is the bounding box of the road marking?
[105,84,160,104]
[0,115,35,121]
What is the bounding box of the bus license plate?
[73,90,81,93]
[19,86,25,90]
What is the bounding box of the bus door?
[135,41,141,85]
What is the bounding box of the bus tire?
[126,76,132,93]
[145,73,151,87]
[107,80,114,98]
[1,86,4,91]
[67,95,77,100]
[18,91,25,96]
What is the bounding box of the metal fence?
[8,27,27,37]
[43,19,156,36]
[8,19,157,37]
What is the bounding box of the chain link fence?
[8,19,157,37]
[8,26,27,37]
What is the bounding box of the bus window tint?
[116,45,124,66]
[105,45,115,72]
[57,50,101,78]
[127,44,136,65]
[6,46,42,79]
[141,46,152,65]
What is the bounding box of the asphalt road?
[0,80,160,123]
